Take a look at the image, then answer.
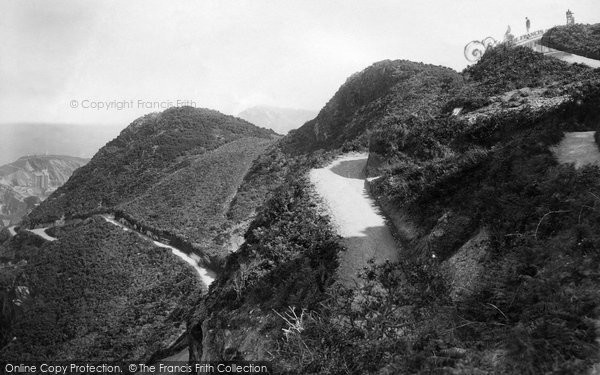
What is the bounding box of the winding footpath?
[26,227,57,242]
[101,214,216,287]
[552,131,600,169]
[309,153,399,286]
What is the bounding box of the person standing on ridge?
[504,25,514,43]
[526,17,531,33]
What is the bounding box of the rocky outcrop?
[0,155,88,227]
[188,305,276,365]
[0,155,89,189]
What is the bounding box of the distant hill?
[0,155,88,227]
[0,123,122,166]
[237,106,317,134]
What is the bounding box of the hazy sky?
[1,0,599,126]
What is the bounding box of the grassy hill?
[120,137,274,257]
[27,107,275,225]
[282,60,463,154]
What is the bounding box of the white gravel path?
[27,227,57,242]
[101,214,215,287]
[552,131,600,169]
[309,153,399,286]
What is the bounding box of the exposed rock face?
[0,155,88,189]
[0,155,88,226]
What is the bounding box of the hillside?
[282,59,463,154]
[27,107,277,260]
[189,46,600,374]
[28,107,275,223]
[0,155,88,227]
[238,106,317,135]
[542,23,600,60]
[4,44,600,373]
[0,217,201,361]
[0,107,278,361]
[119,137,274,258]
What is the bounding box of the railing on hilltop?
[464,29,557,63]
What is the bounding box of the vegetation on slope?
[463,44,591,94]
[542,23,600,60]
[363,48,600,373]
[365,104,600,373]
[4,42,600,373]
[192,45,600,374]
[28,107,275,225]
[283,60,463,154]
[189,163,344,363]
[371,45,597,165]
[0,217,201,361]
[120,137,273,255]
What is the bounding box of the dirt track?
[27,227,57,242]
[309,153,399,286]
[552,131,600,169]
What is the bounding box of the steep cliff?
[0,155,88,227]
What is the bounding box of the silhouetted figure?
[526,17,531,33]
[566,9,574,26]
[504,25,514,43]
